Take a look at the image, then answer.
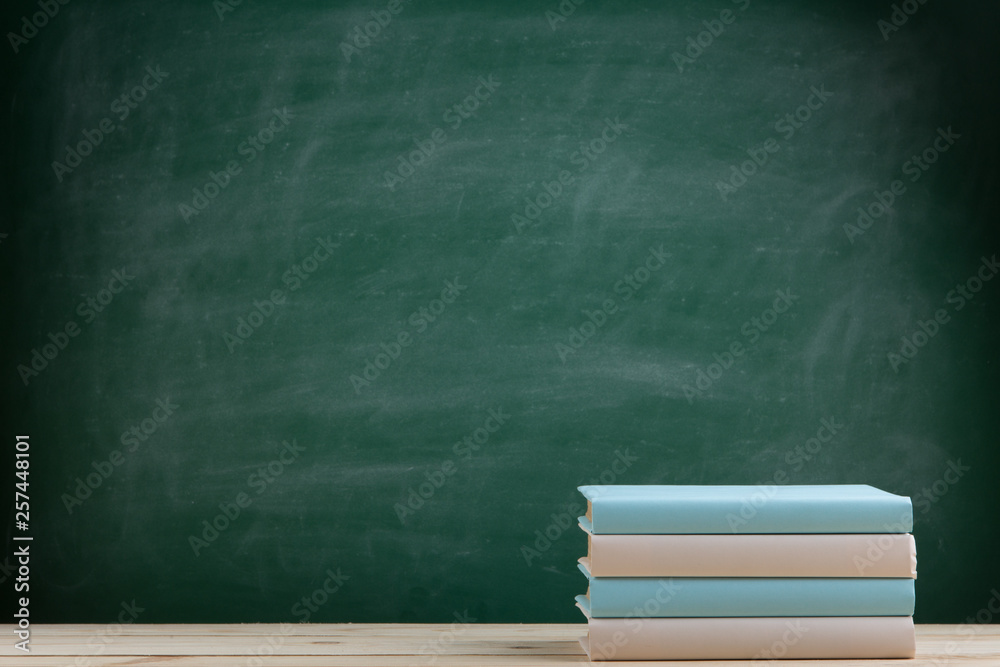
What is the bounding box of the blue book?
[578,484,912,534]
[576,563,915,618]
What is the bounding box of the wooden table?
[0,624,997,665]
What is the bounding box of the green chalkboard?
[2,0,999,626]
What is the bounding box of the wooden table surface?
[0,624,997,666]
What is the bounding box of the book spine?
[584,577,915,618]
[586,533,917,577]
[591,496,913,534]
[583,616,916,661]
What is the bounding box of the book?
[581,529,917,577]
[579,484,913,534]
[576,613,917,661]
[576,563,915,617]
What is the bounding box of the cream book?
[576,613,916,661]
[581,529,917,577]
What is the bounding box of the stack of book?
[575,485,917,661]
